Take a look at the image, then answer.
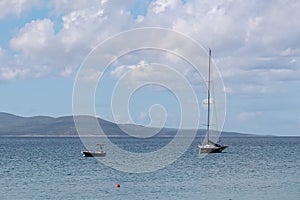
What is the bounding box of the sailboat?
[198,49,228,153]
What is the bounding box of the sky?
[0,0,300,136]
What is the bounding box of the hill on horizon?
[0,112,253,137]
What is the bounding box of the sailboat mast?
[207,49,211,144]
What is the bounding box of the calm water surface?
[0,136,299,199]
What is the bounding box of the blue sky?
[0,0,300,136]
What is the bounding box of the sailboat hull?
[199,145,228,153]
[82,151,106,157]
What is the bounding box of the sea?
[0,136,299,200]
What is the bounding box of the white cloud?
[110,60,198,92]
[0,65,49,80]
[0,0,39,19]
[111,60,147,78]
[49,0,101,15]
[0,67,29,80]
[2,1,138,80]
[110,65,127,78]
[1,0,300,94]
[10,19,56,58]
[77,68,103,81]
[135,15,144,23]
[150,0,181,14]
[110,61,160,86]
[6,19,62,79]
[1,42,52,80]
[60,67,73,77]
[281,48,292,57]
[129,0,299,97]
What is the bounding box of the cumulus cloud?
[0,67,29,80]
[2,0,139,80]
[110,60,173,88]
[150,0,181,14]
[0,0,300,94]
[108,60,205,114]
[0,65,50,80]
[0,0,39,19]
[49,0,102,15]
[164,0,300,94]
[10,19,56,58]
[60,67,73,77]
[4,19,61,80]
[77,68,103,81]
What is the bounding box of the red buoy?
[116,183,120,188]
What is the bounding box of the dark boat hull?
[82,151,106,157]
[199,145,228,153]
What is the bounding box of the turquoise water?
[0,136,299,199]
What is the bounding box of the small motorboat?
[82,144,106,157]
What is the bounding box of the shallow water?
[0,136,299,199]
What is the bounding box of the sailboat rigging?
[198,49,228,153]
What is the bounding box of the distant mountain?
[0,112,116,136]
[0,112,251,137]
